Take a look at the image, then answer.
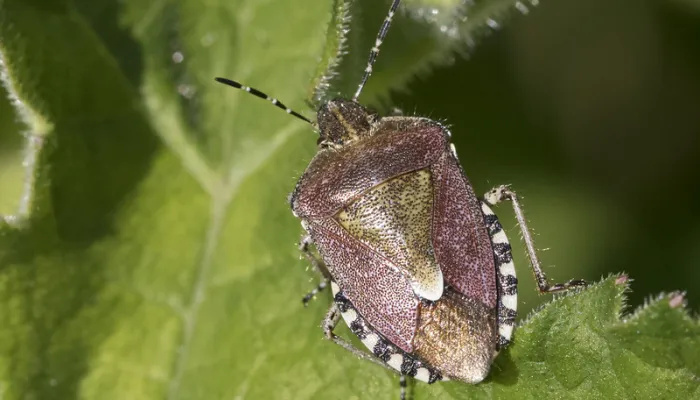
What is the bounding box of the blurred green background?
[1,0,699,328]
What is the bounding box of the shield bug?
[215,0,587,398]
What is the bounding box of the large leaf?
[0,0,698,399]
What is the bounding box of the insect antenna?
[352,0,401,101]
[214,77,313,124]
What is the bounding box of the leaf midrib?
[164,118,305,398]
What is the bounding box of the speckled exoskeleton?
[215,1,586,398]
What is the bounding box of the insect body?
[216,0,585,398]
[291,101,509,385]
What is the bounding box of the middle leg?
[299,235,330,306]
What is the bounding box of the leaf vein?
[166,120,304,399]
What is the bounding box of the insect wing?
[306,216,420,353]
[432,151,498,309]
[335,167,444,301]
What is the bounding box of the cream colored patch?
[336,169,443,300]
[481,202,496,216]
[410,270,443,301]
[387,354,404,371]
[361,333,379,352]
[491,229,508,245]
[499,323,514,341]
[501,294,517,312]
[341,308,357,323]
[415,368,430,382]
[499,261,516,278]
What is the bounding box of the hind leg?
[322,302,411,399]
[483,185,587,293]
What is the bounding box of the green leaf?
[0,88,24,215]
[0,1,698,400]
[428,276,700,399]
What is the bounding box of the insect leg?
[321,303,392,370]
[322,303,414,399]
[302,280,328,306]
[299,235,330,276]
[299,235,331,306]
[399,375,407,400]
[483,185,587,293]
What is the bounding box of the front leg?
[299,235,330,306]
[483,185,587,293]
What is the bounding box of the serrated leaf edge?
[518,273,629,330]
[374,0,544,105]
[0,48,49,229]
[309,0,353,106]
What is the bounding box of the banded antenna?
[352,0,401,101]
[213,77,312,125]
[215,0,400,119]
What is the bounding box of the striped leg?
[483,185,587,293]
[302,280,328,306]
[399,375,407,400]
[321,302,414,400]
[321,302,400,371]
[299,235,330,306]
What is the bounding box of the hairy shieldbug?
[215,0,586,398]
